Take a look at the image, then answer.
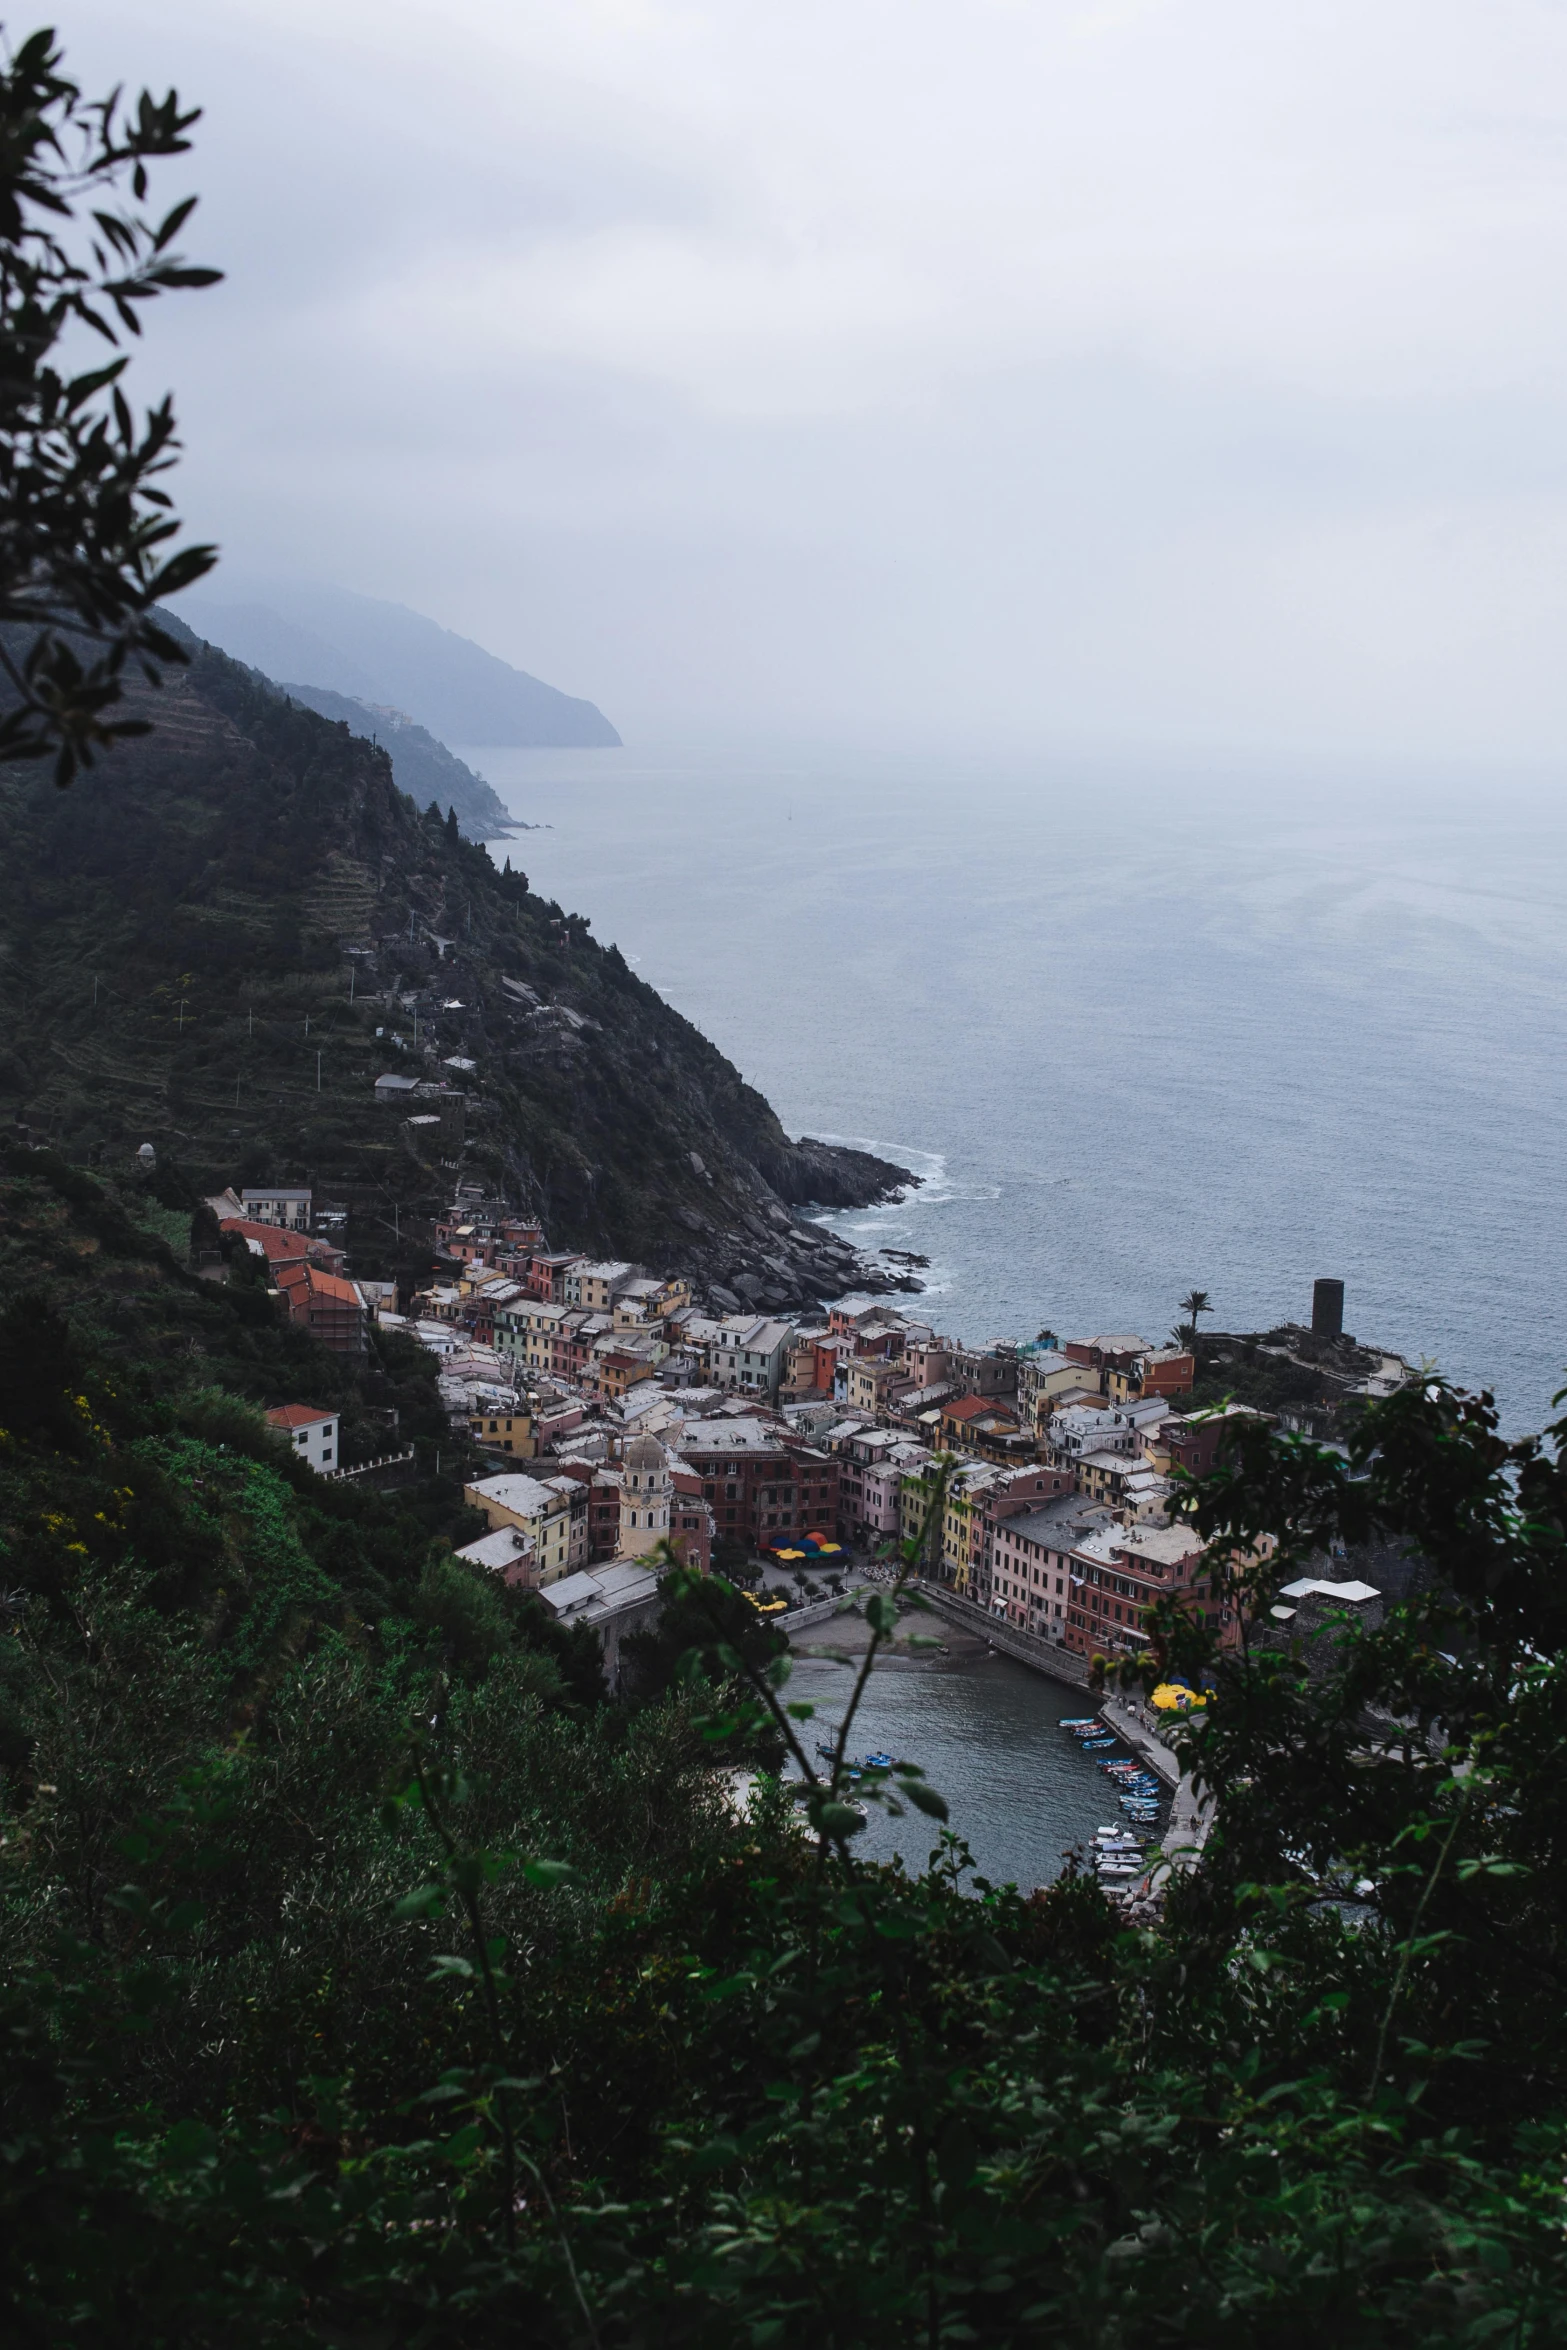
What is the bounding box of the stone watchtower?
[618,1432,671,1557]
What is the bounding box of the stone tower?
[618,1432,671,1557]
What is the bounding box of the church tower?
[618,1432,671,1557]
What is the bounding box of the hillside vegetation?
[277,679,515,843]
[0,636,904,1298]
[3,1148,1567,2341]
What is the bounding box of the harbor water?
[783,1647,1162,1890]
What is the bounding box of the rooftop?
[1115,1524,1205,1567]
[1278,1576,1382,1604]
[456,1527,535,1574]
[675,1418,790,1457]
[1002,1498,1102,1546]
[540,1558,662,1625]
[265,1404,335,1430]
[945,1394,1018,1425]
[467,1471,568,1517]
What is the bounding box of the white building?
[265,1404,339,1472]
[539,1559,664,1692]
[709,1315,794,1398]
[243,1185,312,1231]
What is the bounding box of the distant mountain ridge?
[182,580,622,748]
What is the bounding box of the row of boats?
[1061,1714,1167,1888]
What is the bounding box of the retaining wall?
[782,1594,849,1633]
[917,1585,1095,1688]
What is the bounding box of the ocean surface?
[463,738,1567,1435]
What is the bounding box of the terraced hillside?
[0,640,908,1302]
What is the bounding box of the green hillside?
[0,639,904,1298]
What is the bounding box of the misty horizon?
[58,0,1567,767]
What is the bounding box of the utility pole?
[305,1014,310,1037]
[413,1007,419,1047]
[349,962,355,1003]
[91,973,98,1009]
[316,1050,322,1092]
[178,997,186,1032]
[235,1076,240,1108]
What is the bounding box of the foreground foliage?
[1,1156,1566,2342]
[0,26,218,781]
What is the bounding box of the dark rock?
[757,1135,912,1210]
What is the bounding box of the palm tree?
[1176,1289,1212,1348]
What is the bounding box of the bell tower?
[619,1433,671,1557]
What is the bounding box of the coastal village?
[203,1177,1413,1694]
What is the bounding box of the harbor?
[785,1606,1188,1891]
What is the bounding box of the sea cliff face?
[0,639,910,1308]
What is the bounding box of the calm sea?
[464,739,1567,1436]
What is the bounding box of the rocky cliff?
[0,637,911,1311]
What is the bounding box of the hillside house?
[265,1404,339,1473]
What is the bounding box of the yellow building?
[845,1356,909,1417]
[899,1464,943,1567]
[467,1401,537,1457]
[898,1460,991,1593]
[594,1347,658,1403]
[463,1471,577,1584]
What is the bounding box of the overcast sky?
[59,1,1567,757]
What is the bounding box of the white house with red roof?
[265,1404,340,1474]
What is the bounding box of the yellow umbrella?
[1151,1682,1202,1711]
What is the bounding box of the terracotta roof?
[944,1394,1017,1423]
[221,1217,307,1260]
[265,1404,335,1429]
[275,1260,361,1307]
